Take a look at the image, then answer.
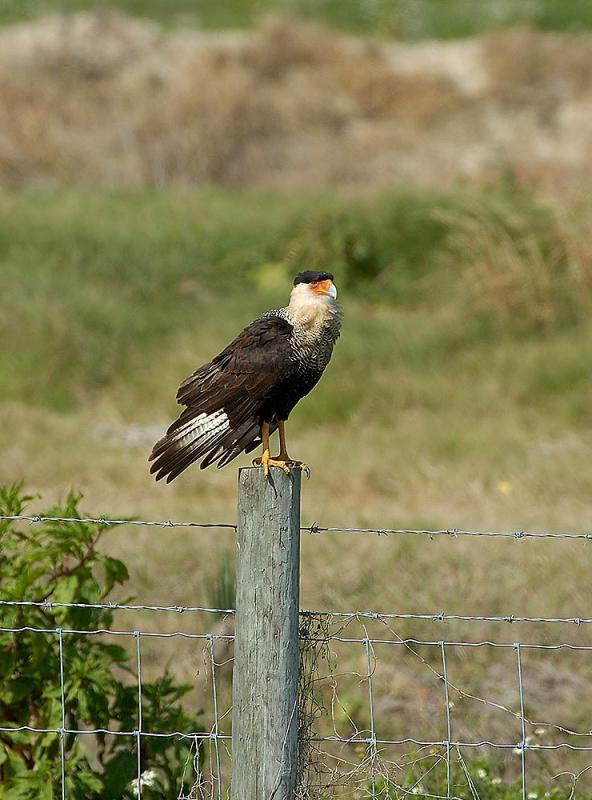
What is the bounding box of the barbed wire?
[3,599,592,627]
[0,514,236,530]
[4,611,592,645]
[3,514,592,541]
[0,599,235,614]
[306,525,592,541]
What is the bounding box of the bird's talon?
[254,432,309,478]
[279,456,310,477]
[253,452,292,476]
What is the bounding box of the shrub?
[280,208,382,288]
[0,483,204,799]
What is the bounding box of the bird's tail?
[149,410,260,482]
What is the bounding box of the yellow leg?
[252,422,290,476]
[276,421,310,477]
[277,420,290,460]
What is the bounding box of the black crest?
[293,270,334,286]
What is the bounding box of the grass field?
[3,183,592,586]
[3,184,592,600]
[3,184,592,792]
[4,0,592,37]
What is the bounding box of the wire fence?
[4,514,592,540]
[2,514,592,798]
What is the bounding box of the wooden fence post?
[231,466,302,799]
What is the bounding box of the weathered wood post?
[231,466,302,799]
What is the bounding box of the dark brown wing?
[149,315,294,481]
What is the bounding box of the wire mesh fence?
[2,513,592,799]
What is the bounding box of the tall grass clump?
[438,197,592,331]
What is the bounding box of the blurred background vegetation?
[4,0,592,36]
[2,0,592,795]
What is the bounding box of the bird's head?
[288,271,339,328]
[291,271,337,302]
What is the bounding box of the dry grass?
[482,26,592,102]
[0,13,463,188]
[438,201,592,329]
[4,12,592,191]
[5,386,592,768]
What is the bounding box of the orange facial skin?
[311,279,333,295]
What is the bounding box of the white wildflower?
[492,777,502,785]
[130,770,157,796]
[534,727,547,736]
[528,792,538,799]
[477,768,487,779]
[141,770,157,788]
[448,701,455,709]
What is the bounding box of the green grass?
[4,0,592,37]
[1,184,588,418]
[0,188,302,407]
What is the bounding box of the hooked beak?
[312,279,338,299]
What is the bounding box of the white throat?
[286,284,339,331]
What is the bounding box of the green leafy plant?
[0,483,204,799]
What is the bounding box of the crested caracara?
[149,271,341,481]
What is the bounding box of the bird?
[149,270,342,482]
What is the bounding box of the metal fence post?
[231,466,301,799]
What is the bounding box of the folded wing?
[149,316,294,482]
